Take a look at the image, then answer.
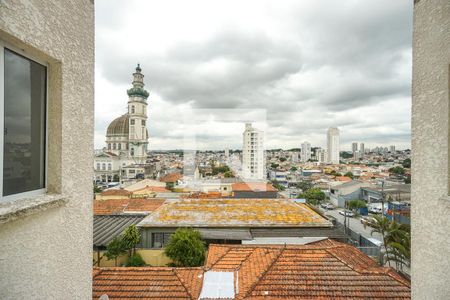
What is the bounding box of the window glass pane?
[4,49,46,196]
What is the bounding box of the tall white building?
[94,65,150,183]
[389,145,396,153]
[301,141,311,162]
[360,143,365,155]
[242,123,265,180]
[327,127,340,164]
[317,148,327,164]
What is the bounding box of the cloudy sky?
[95,0,413,151]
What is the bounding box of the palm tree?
[370,215,391,265]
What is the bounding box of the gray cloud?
[95,0,413,150]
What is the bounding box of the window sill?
[0,194,68,224]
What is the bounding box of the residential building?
[329,181,373,207]
[301,141,311,162]
[352,142,358,154]
[390,145,396,153]
[0,1,94,298]
[137,198,337,250]
[93,239,410,299]
[242,123,265,180]
[317,148,327,163]
[327,127,340,164]
[360,142,365,156]
[291,151,300,162]
[411,0,450,297]
[231,182,278,198]
[94,65,150,184]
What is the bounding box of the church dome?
[107,114,129,136]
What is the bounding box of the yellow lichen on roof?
[139,198,332,227]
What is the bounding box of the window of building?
[152,232,171,248]
[113,143,116,150]
[129,169,135,174]
[1,46,47,199]
[142,120,145,126]
[130,119,135,125]
[131,105,135,114]
[107,163,111,171]
[96,163,100,170]
[130,148,134,156]
[102,163,106,171]
[118,143,121,150]
[107,143,111,150]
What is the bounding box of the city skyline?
[95,0,413,151]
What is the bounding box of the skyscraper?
[389,145,396,153]
[242,123,265,180]
[360,143,365,155]
[327,127,340,164]
[352,142,358,153]
[301,141,311,162]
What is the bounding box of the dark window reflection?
[4,49,46,196]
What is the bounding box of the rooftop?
[138,198,332,228]
[93,198,166,215]
[92,239,410,299]
[159,172,182,183]
[231,182,277,192]
[93,215,146,248]
[93,267,203,299]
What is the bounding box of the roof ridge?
[242,245,286,299]
[173,269,195,300]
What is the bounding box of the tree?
[389,166,405,175]
[271,180,285,191]
[224,171,234,178]
[298,188,325,205]
[370,216,410,268]
[402,158,411,168]
[164,228,206,267]
[404,174,411,184]
[296,181,313,192]
[270,163,279,169]
[290,167,298,172]
[122,225,141,257]
[126,253,146,267]
[347,199,366,214]
[343,171,354,179]
[93,185,102,193]
[104,236,127,266]
[279,157,287,162]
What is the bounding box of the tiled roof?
[101,189,132,197]
[92,267,203,299]
[138,198,332,228]
[159,172,182,183]
[231,182,277,192]
[133,186,170,193]
[206,240,411,299]
[93,198,166,215]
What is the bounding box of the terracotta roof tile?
[159,172,182,183]
[93,198,166,215]
[92,267,203,300]
[206,240,410,299]
[231,182,277,192]
[101,189,132,196]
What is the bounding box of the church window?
[96,163,100,170]
[118,143,121,150]
[142,120,146,126]
[131,148,135,156]
[102,163,106,170]
[131,105,135,114]
[113,143,116,150]
[130,119,135,125]
[1,46,47,199]
[108,163,111,171]
[107,143,111,150]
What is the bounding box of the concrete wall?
[412,0,450,298]
[94,249,172,267]
[0,0,94,299]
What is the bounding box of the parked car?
[321,203,334,210]
[360,216,376,227]
[339,210,355,217]
[369,207,383,214]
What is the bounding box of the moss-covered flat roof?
[138,198,332,228]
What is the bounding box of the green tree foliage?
[340,152,353,159]
[224,171,234,178]
[105,236,127,266]
[93,185,102,193]
[212,165,231,175]
[402,158,411,169]
[347,199,366,214]
[404,174,411,184]
[370,216,410,268]
[279,157,287,162]
[290,167,298,172]
[298,188,325,205]
[389,166,405,175]
[126,253,146,267]
[270,163,279,169]
[166,182,175,191]
[343,172,354,179]
[271,180,285,191]
[296,181,313,192]
[122,225,141,257]
[164,228,206,267]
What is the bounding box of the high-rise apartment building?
[389,145,396,153]
[301,141,311,162]
[327,127,340,164]
[317,148,327,164]
[360,143,365,155]
[242,123,265,180]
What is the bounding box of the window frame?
[0,41,49,202]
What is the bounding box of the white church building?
[94,65,149,183]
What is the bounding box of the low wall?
[93,249,172,267]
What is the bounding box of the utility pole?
[381,180,385,217]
